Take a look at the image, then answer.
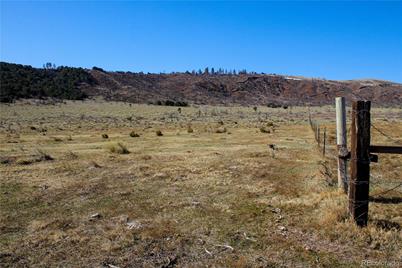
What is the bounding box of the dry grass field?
[0,100,401,267]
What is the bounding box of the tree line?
[0,62,95,102]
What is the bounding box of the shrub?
[16,149,54,165]
[215,127,227,133]
[165,100,175,106]
[187,126,194,133]
[155,100,188,107]
[130,131,140,137]
[156,130,163,136]
[108,143,130,154]
[36,149,54,161]
[260,127,271,133]
[267,103,281,108]
[102,134,109,139]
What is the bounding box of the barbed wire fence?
[307,93,402,226]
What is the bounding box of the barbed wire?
[307,101,401,211]
[371,182,402,197]
[370,123,402,145]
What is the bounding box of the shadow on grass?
[372,219,400,231]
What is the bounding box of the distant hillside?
[1,62,402,106]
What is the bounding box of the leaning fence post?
[336,97,348,193]
[349,101,371,227]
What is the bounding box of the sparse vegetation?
[156,130,163,136]
[15,149,54,165]
[155,100,189,107]
[0,100,400,267]
[107,142,130,154]
[129,131,140,137]
[259,126,271,133]
[215,126,227,133]
[102,133,109,139]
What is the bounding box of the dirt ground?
[1,100,401,267]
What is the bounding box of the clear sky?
[1,1,402,82]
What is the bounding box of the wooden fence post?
[336,97,348,193]
[349,101,371,227]
[323,127,326,156]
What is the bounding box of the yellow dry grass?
[0,100,401,267]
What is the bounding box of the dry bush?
[108,142,130,154]
[35,149,54,161]
[129,131,140,137]
[215,126,227,133]
[16,149,54,165]
[156,130,163,136]
[187,126,194,133]
[259,126,271,133]
[0,156,16,165]
[102,133,109,139]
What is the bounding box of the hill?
[2,62,402,106]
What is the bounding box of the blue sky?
[1,1,402,82]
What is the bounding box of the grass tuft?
[108,142,130,154]
[259,126,271,133]
[129,131,140,137]
[215,126,227,133]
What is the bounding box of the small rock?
[127,220,142,230]
[90,213,101,220]
[278,226,287,232]
[271,208,281,214]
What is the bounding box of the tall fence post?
[349,101,371,227]
[323,127,326,156]
[336,97,348,193]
